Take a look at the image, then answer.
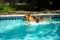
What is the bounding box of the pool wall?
[0,14,60,20]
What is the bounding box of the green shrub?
[3,6,15,12]
[15,4,29,11]
[0,3,15,13]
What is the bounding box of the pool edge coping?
[0,14,60,17]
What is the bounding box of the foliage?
[15,4,29,11]
[0,3,15,13]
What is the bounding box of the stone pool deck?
[0,10,60,15]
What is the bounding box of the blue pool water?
[0,16,60,40]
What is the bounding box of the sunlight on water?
[0,20,25,33]
[0,19,60,40]
[26,25,38,31]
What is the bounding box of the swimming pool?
[0,15,60,40]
